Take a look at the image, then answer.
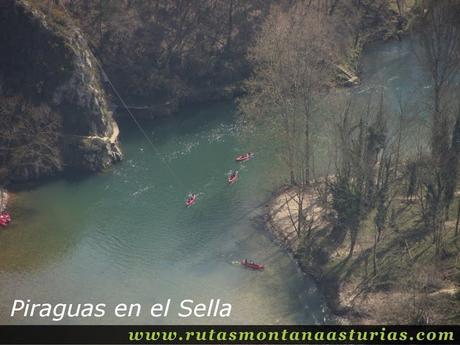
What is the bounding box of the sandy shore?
[264,185,349,318]
[265,185,329,251]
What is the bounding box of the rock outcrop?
[0,0,122,183]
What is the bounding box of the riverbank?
[265,186,460,324]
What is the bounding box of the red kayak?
[235,152,254,162]
[228,171,239,185]
[240,259,264,270]
[185,194,197,207]
[0,211,11,227]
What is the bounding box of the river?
[0,37,428,325]
[0,101,331,324]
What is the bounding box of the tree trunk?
[373,231,378,276]
[455,200,460,239]
[304,111,310,184]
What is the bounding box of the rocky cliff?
[0,0,122,183]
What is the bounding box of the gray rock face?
[0,0,122,182]
[49,18,123,172]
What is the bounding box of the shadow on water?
[5,170,96,193]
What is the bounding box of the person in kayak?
[235,152,254,162]
[185,193,197,207]
[240,258,264,270]
[228,170,239,184]
[0,210,11,227]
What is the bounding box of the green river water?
[0,38,429,325]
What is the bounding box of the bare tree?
[0,96,62,182]
[328,92,389,259]
[240,3,338,181]
[239,3,339,240]
[415,1,460,257]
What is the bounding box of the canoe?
[0,212,11,227]
[235,153,253,162]
[185,195,197,207]
[228,171,239,184]
[240,260,264,270]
